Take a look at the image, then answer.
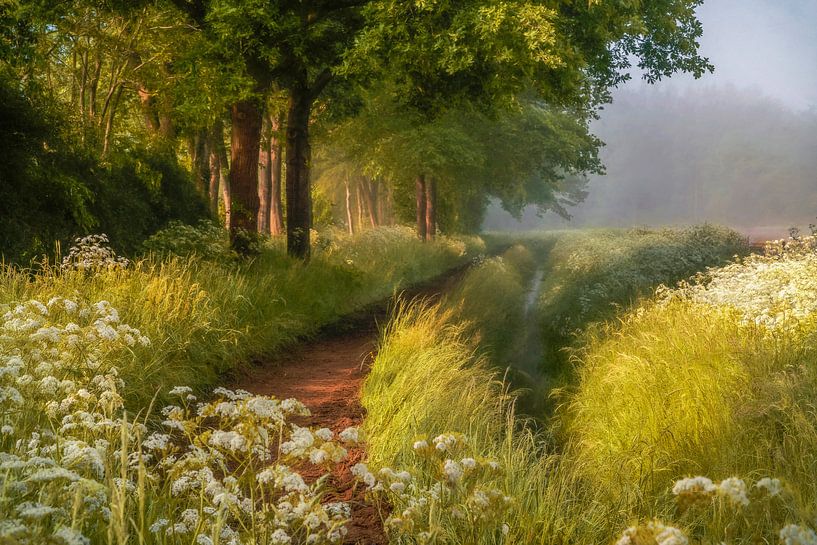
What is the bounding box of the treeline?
[487,86,817,232]
[1,0,715,260]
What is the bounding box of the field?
[3,223,817,545]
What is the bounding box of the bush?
[0,74,208,263]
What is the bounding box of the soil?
[231,263,476,545]
[234,324,384,544]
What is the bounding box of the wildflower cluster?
[0,297,356,544]
[352,432,511,544]
[780,524,817,545]
[0,296,147,543]
[669,249,817,330]
[615,521,688,545]
[144,388,359,545]
[671,476,756,510]
[61,234,130,271]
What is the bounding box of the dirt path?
[234,324,383,544]
[232,265,474,545]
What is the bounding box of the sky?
[620,0,817,111]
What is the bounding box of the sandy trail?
[232,264,474,544]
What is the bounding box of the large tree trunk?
[285,88,312,259]
[270,111,284,236]
[229,99,263,245]
[258,114,272,234]
[415,174,427,241]
[425,176,437,240]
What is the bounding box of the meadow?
[4,223,817,545]
[0,225,484,544]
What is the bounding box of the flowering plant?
[0,297,355,544]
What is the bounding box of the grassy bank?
[0,224,487,545]
[558,239,817,542]
[0,225,485,408]
[360,226,817,544]
[535,225,747,370]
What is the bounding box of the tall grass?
[0,226,484,407]
[362,227,817,544]
[535,225,748,374]
[361,298,623,545]
[441,244,537,365]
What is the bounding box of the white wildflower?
[717,477,749,507]
[780,524,817,545]
[339,427,360,443]
[755,477,783,497]
[53,526,90,545]
[443,459,463,484]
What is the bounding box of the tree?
[319,88,603,234]
[165,0,364,257]
[344,0,712,234]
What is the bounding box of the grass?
[534,225,748,374]
[0,224,489,545]
[0,225,485,408]
[361,225,817,544]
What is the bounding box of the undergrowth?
[0,226,484,408]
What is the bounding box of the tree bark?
[415,174,427,241]
[285,87,313,259]
[230,99,263,241]
[270,111,284,236]
[356,182,365,231]
[212,117,230,229]
[362,177,378,227]
[425,176,437,241]
[137,86,160,133]
[101,84,124,156]
[258,113,272,234]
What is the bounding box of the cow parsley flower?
[755,477,783,497]
[53,526,91,545]
[717,477,749,506]
[780,525,817,545]
[338,427,360,443]
[443,459,463,484]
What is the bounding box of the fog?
[484,0,817,241]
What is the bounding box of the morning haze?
[484,0,817,240]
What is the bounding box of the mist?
[484,0,817,240]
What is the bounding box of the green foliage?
[320,93,604,233]
[143,219,233,260]
[0,73,208,263]
[536,225,748,369]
